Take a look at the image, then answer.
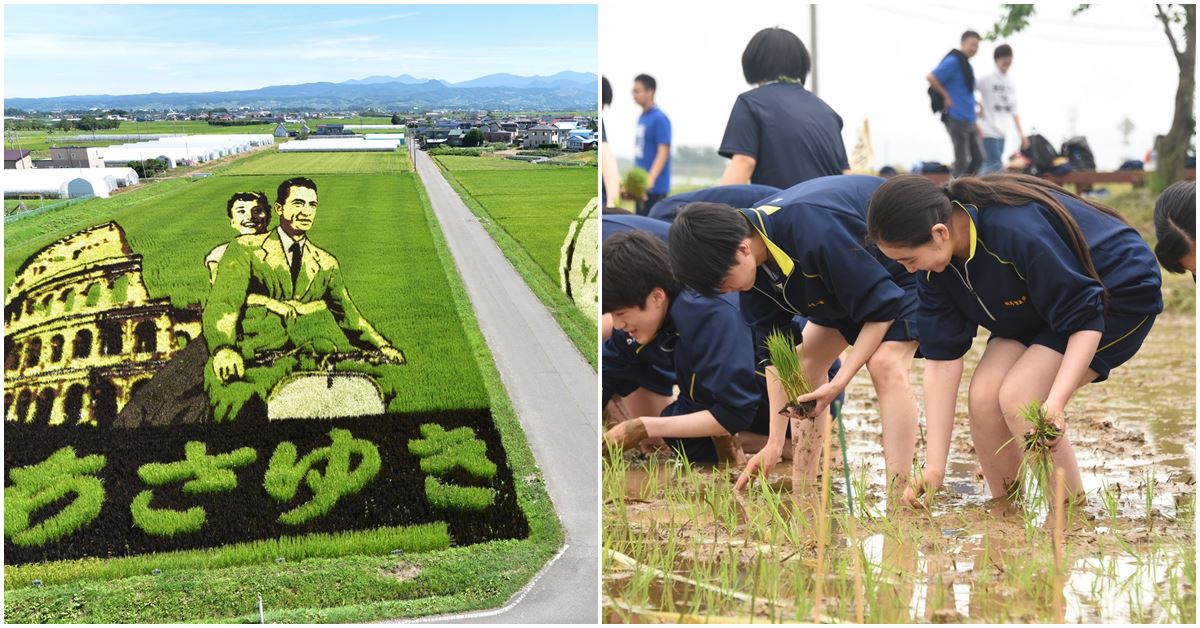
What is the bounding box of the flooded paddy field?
[603,313,1195,623]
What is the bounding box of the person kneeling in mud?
[203,177,406,421]
[603,230,777,464]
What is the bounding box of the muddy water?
[604,314,1195,623]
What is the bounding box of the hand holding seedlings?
[794,380,842,418]
[1037,403,1067,450]
[603,417,649,452]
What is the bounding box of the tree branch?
[1157,4,1185,64]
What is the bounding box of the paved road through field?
[404,147,598,624]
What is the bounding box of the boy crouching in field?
[602,230,775,464]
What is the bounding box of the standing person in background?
[718,27,849,188]
[632,74,672,216]
[977,44,1029,175]
[601,76,621,208]
[927,30,983,177]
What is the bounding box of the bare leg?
[866,339,920,495]
[794,323,849,483]
[996,344,1095,502]
[967,339,1028,499]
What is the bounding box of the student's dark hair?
[1152,180,1196,274]
[602,205,633,215]
[961,30,981,42]
[634,73,656,92]
[742,27,811,85]
[994,44,1013,60]
[276,177,317,206]
[602,230,679,312]
[602,75,613,107]
[867,173,1134,305]
[669,202,753,298]
[226,191,268,218]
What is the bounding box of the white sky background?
[601,2,1181,173]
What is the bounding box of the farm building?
[278,137,400,152]
[3,167,140,199]
[47,146,105,168]
[5,149,33,170]
[4,222,201,427]
[274,122,290,138]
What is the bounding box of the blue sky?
[4,4,597,98]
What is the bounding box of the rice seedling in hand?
[764,329,814,419]
[1000,401,1063,517]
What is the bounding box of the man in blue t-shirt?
[927,30,982,177]
[632,74,672,216]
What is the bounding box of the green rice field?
[5,151,485,413]
[4,146,563,622]
[221,150,409,176]
[434,154,597,366]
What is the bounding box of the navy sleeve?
[718,94,759,160]
[815,223,905,323]
[687,301,761,434]
[601,331,652,406]
[917,271,977,360]
[999,212,1106,334]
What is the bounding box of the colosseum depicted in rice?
[4,222,200,426]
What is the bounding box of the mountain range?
[6,71,598,112]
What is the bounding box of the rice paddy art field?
[602,191,1196,624]
[4,149,561,622]
[434,153,597,366]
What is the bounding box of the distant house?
[273,122,289,138]
[446,128,466,147]
[553,121,578,133]
[566,130,597,152]
[485,130,515,144]
[5,149,32,170]
[523,125,563,149]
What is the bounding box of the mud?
[604,314,1195,623]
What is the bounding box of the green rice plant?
[264,428,382,526]
[130,442,258,536]
[6,521,451,590]
[129,493,205,536]
[423,476,495,510]
[408,424,497,479]
[1099,480,1121,521]
[764,329,813,416]
[4,448,107,547]
[622,167,649,200]
[1000,401,1061,518]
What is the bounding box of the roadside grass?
[433,154,597,368]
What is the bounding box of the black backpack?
[1022,134,1059,174]
[928,50,975,118]
[1061,136,1096,171]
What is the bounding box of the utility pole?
[810,4,818,96]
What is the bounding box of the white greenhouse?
[4,167,140,199]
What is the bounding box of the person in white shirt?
[976,44,1029,175]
